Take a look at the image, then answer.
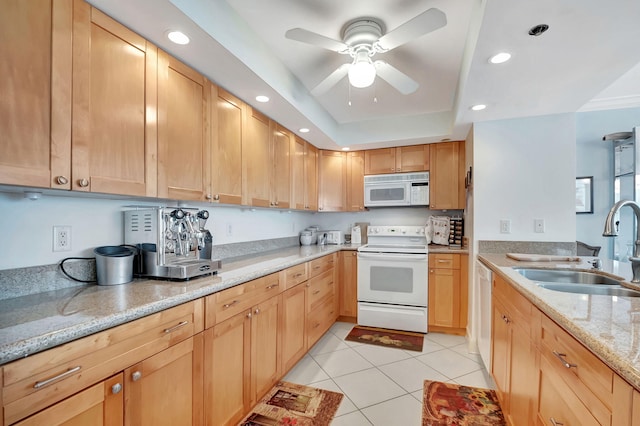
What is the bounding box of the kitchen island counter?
[479,253,640,391]
[0,245,344,365]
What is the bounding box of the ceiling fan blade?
[311,64,351,96]
[285,28,349,53]
[374,61,419,95]
[376,8,447,52]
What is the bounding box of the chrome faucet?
[603,200,640,283]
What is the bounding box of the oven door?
[364,182,411,207]
[357,252,428,306]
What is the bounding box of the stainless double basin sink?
[514,268,640,297]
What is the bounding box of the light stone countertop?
[478,253,640,391]
[0,245,344,366]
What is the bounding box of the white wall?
[0,189,442,270]
[575,107,640,259]
[473,113,577,242]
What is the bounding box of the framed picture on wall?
[576,176,593,214]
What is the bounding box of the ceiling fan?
[285,8,447,96]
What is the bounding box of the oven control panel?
[367,226,426,236]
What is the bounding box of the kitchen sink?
[513,268,620,285]
[513,268,640,297]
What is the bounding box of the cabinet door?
[271,123,291,208]
[204,311,251,426]
[346,152,365,212]
[429,141,464,210]
[491,297,510,412]
[292,136,307,210]
[281,284,308,373]
[14,373,123,426]
[251,296,281,404]
[211,87,243,204]
[72,1,157,196]
[339,251,358,318]
[125,336,203,426]
[318,150,346,211]
[157,51,210,201]
[304,143,319,211]
[428,268,461,328]
[364,148,396,174]
[0,0,72,189]
[507,321,536,426]
[243,107,271,207]
[396,145,429,173]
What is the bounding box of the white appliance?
[357,225,428,333]
[321,230,343,244]
[476,260,493,370]
[364,172,429,207]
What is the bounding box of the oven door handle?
[357,252,427,261]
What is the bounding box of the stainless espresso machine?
[124,207,221,280]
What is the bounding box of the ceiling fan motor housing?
[342,19,383,54]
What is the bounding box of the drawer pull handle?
[34,366,81,389]
[313,290,321,295]
[111,383,123,394]
[550,418,564,426]
[163,321,189,334]
[437,260,450,263]
[266,284,278,290]
[223,300,239,309]
[552,351,577,369]
[294,273,303,278]
[132,371,142,382]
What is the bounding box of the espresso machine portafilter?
[123,207,221,280]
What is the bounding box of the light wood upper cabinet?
[346,151,365,212]
[242,107,272,207]
[429,141,465,210]
[270,123,292,209]
[0,0,72,190]
[318,150,347,211]
[211,86,243,205]
[72,1,157,196]
[305,142,319,211]
[157,51,210,201]
[292,137,319,211]
[364,145,429,175]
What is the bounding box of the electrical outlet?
[534,219,545,233]
[226,223,233,237]
[500,219,511,234]
[53,226,71,252]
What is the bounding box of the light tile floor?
[283,322,495,426]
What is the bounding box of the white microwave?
[364,172,429,207]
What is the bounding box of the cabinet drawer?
[539,354,601,426]
[307,296,336,347]
[309,254,336,278]
[540,315,614,422]
[307,269,334,313]
[284,263,308,289]
[492,276,532,329]
[3,300,202,425]
[429,253,460,269]
[206,272,281,327]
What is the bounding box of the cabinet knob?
[247,312,252,319]
[111,383,123,394]
[270,202,275,206]
[55,176,68,185]
[131,371,142,382]
[214,194,220,201]
[275,201,279,206]
[254,308,260,315]
[78,178,89,188]
[205,194,212,200]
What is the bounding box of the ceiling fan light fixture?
[348,51,376,88]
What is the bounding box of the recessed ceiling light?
[471,104,487,111]
[255,95,269,103]
[489,52,511,64]
[341,147,350,151]
[167,31,190,45]
[299,128,310,133]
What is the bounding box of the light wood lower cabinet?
[338,251,358,319]
[491,273,635,426]
[281,283,308,373]
[428,253,468,335]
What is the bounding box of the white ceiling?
[88,0,640,150]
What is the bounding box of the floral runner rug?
[345,325,424,352]
[422,380,506,425]
[239,381,343,425]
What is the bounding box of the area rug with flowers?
[344,325,424,352]
[238,381,343,426]
[422,380,506,425]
